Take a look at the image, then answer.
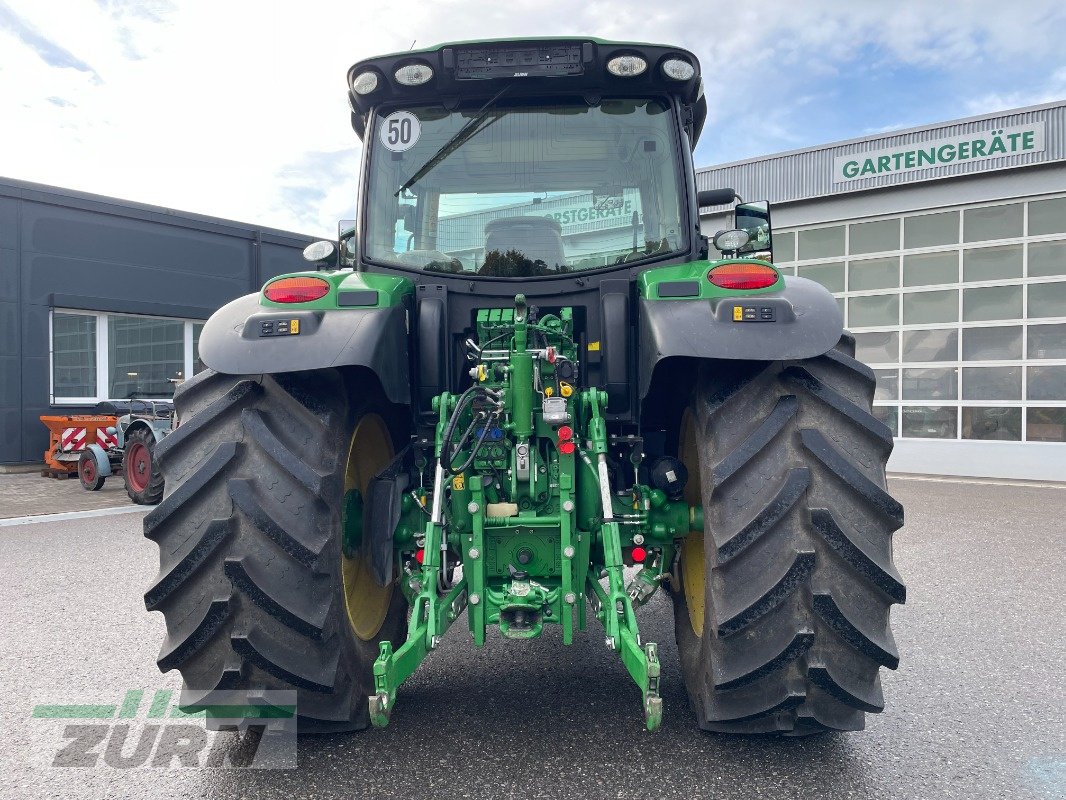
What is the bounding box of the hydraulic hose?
[439,385,500,475]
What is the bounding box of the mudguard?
[83,443,113,478]
[638,275,843,398]
[198,293,411,404]
[124,418,172,444]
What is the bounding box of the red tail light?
[707,262,779,290]
[264,276,330,303]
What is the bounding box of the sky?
[1,0,1065,237]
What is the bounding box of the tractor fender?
[198,293,410,404]
[124,418,170,444]
[83,443,113,478]
[637,276,843,398]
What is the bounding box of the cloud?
[0,0,100,80]
[0,0,1064,237]
[963,66,1066,116]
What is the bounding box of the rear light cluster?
[264,276,331,303]
[557,425,575,455]
[707,262,779,291]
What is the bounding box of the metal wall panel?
[697,103,1066,206]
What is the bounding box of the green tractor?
[144,38,904,735]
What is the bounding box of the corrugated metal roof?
[695,102,1066,206]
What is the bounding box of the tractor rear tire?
[143,368,408,732]
[123,427,164,505]
[671,334,905,735]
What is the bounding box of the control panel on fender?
[732,304,777,323]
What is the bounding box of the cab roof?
[346,37,707,145]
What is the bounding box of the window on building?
[873,369,899,401]
[904,211,959,249]
[903,290,958,324]
[902,406,957,438]
[1027,240,1066,278]
[849,294,898,327]
[853,331,899,364]
[1028,281,1066,318]
[963,245,1022,282]
[962,285,1022,321]
[962,407,1021,441]
[192,323,206,374]
[1027,366,1066,401]
[1027,408,1066,442]
[51,313,97,400]
[849,218,899,255]
[961,366,1022,401]
[771,192,1066,443]
[798,226,845,259]
[903,367,958,401]
[963,202,1023,242]
[797,261,844,292]
[1028,197,1066,236]
[772,231,795,263]
[1028,324,1066,359]
[903,251,958,287]
[902,329,957,362]
[49,310,206,403]
[849,257,899,291]
[108,316,186,399]
[960,326,1022,360]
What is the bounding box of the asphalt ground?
[2,477,1063,800]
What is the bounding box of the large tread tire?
[672,334,905,736]
[123,427,165,504]
[143,368,408,732]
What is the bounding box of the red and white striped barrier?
[59,426,117,451]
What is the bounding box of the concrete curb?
[0,505,149,527]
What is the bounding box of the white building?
[698,102,1066,481]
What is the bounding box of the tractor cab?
[345,39,710,279]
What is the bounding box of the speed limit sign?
[379,110,421,152]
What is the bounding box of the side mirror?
[697,188,736,208]
[338,219,357,267]
[400,204,419,233]
[733,200,773,260]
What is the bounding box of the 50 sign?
[379,110,421,152]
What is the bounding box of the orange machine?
[39,415,118,476]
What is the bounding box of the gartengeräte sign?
[833,121,1046,183]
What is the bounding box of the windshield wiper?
[394,85,511,197]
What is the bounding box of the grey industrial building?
[2,101,1064,480]
[0,178,312,466]
[698,102,1066,481]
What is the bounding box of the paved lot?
[1,477,1063,800]
[0,470,134,519]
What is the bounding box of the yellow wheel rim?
[341,413,394,641]
[679,408,706,637]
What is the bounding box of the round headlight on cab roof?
[662,58,695,81]
[395,63,434,86]
[712,229,751,253]
[302,240,337,263]
[606,54,647,77]
[352,71,379,95]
